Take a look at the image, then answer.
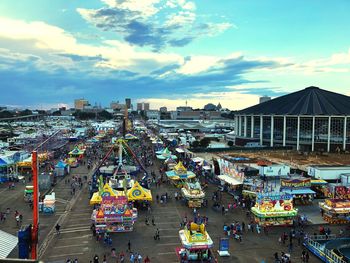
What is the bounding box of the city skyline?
[1,0,350,110]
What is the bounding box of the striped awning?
[0,230,18,258]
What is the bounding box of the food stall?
[181,181,205,208]
[177,223,214,262]
[165,162,196,188]
[319,199,350,224]
[24,185,34,202]
[280,178,316,205]
[91,196,137,233]
[251,192,298,226]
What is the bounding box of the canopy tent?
[282,188,316,196]
[156,148,177,160]
[55,160,68,169]
[0,158,8,167]
[125,133,138,140]
[90,183,124,205]
[127,181,152,201]
[218,174,243,186]
[166,161,196,180]
[69,147,85,156]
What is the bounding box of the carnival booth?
[90,182,123,205]
[181,181,205,208]
[319,199,350,224]
[177,223,214,262]
[280,178,316,205]
[55,160,70,177]
[65,157,78,168]
[310,179,328,198]
[165,156,177,170]
[24,185,34,202]
[166,162,196,188]
[216,158,244,195]
[68,147,85,158]
[91,196,137,233]
[127,181,152,202]
[156,148,177,160]
[251,192,298,226]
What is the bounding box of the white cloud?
[0,17,183,74]
[177,55,219,75]
[165,11,196,27]
[102,0,161,16]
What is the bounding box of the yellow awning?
[127,181,152,201]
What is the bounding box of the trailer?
[308,166,350,181]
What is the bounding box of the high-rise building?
[125,98,131,109]
[137,102,150,111]
[74,99,89,110]
[259,96,271,104]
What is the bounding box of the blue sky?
[0,0,350,110]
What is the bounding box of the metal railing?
[304,235,347,263]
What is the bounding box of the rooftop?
[238,86,350,115]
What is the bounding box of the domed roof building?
[234,87,350,152]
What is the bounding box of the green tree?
[199,137,211,148]
[98,110,113,120]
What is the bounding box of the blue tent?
[55,161,68,169]
[0,158,8,167]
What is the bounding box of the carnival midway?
[1,110,350,263]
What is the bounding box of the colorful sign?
[217,158,244,183]
[281,178,311,188]
[219,238,229,251]
[256,192,294,213]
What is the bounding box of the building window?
[254,116,260,138]
[246,117,251,136]
[273,117,284,141]
[285,117,297,142]
[314,117,328,143]
[330,117,344,143]
[299,117,312,143]
[262,116,271,140]
[240,116,245,136]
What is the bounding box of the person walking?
[93,254,99,263]
[127,240,131,252]
[55,223,61,235]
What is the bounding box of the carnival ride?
[181,181,205,208]
[177,222,214,262]
[319,199,350,224]
[251,192,298,226]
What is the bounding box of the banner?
[217,158,244,183]
[281,178,311,188]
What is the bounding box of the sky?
[1,0,350,110]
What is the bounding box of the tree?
[0,110,14,118]
[191,141,200,148]
[18,109,32,116]
[98,110,113,120]
[52,110,61,116]
[199,137,211,148]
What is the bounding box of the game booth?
[91,196,137,233]
[40,192,56,214]
[166,162,196,188]
[280,178,316,205]
[24,185,34,202]
[177,223,215,262]
[251,192,298,226]
[319,199,350,224]
[181,181,205,208]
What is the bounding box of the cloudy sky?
[1,0,350,110]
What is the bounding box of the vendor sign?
[256,192,294,213]
[281,178,311,188]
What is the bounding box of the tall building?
[125,98,131,109]
[235,86,350,152]
[259,96,271,104]
[74,99,89,110]
[137,102,150,111]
